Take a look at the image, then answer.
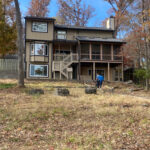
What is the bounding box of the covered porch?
[79,62,123,82]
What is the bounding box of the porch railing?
[53,53,123,61]
[53,53,78,62]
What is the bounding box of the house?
[25,16,125,81]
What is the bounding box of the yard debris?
[130,88,144,92]
[122,104,132,108]
[28,89,44,95]
[55,88,70,96]
[125,80,133,85]
[142,103,150,107]
[102,86,114,93]
[85,87,97,94]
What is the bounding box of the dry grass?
[0,79,150,150]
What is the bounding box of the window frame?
[32,21,48,33]
[30,43,49,56]
[57,30,67,40]
[29,64,49,77]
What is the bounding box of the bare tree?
[27,0,51,17]
[14,0,24,87]
[104,0,135,37]
[57,0,95,26]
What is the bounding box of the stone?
[125,80,133,84]
[28,89,44,95]
[122,104,132,108]
[85,87,97,94]
[56,88,70,96]
[103,87,114,93]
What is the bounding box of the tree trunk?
[142,0,149,90]
[14,0,24,87]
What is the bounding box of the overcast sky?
[19,0,111,27]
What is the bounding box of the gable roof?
[55,24,114,32]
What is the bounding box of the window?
[114,69,122,81]
[32,22,47,32]
[30,43,48,56]
[30,64,48,77]
[57,31,66,39]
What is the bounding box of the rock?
[85,87,97,94]
[130,88,144,92]
[56,88,70,96]
[122,104,132,108]
[103,87,114,93]
[125,80,133,84]
[28,89,44,95]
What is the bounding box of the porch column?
[89,43,92,60]
[59,43,60,53]
[77,40,81,80]
[122,63,124,81]
[54,72,56,80]
[111,44,114,61]
[93,62,96,80]
[108,63,110,81]
[100,43,103,60]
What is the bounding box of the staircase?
[52,53,78,79]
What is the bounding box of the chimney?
[106,16,115,30]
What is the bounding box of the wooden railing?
[80,54,123,61]
[53,53,123,61]
[53,54,78,62]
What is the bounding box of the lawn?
[0,79,150,150]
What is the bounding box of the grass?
[0,83,16,89]
[0,79,150,150]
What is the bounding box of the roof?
[25,16,55,22]
[76,36,125,43]
[55,24,114,32]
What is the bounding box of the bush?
[134,68,150,85]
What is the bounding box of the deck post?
[122,63,124,81]
[108,63,110,81]
[54,72,56,80]
[100,43,103,60]
[111,44,114,61]
[93,62,96,80]
[77,40,81,80]
[90,43,92,60]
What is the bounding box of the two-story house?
[25,16,125,81]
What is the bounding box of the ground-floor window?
[30,64,48,77]
[114,69,122,81]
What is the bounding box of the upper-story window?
[31,43,48,56]
[57,31,66,39]
[32,22,48,32]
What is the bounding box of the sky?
[18,0,111,27]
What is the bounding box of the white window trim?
[30,64,48,77]
[57,31,66,40]
[32,22,48,33]
[30,43,48,56]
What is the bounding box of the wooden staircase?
[52,53,78,79]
